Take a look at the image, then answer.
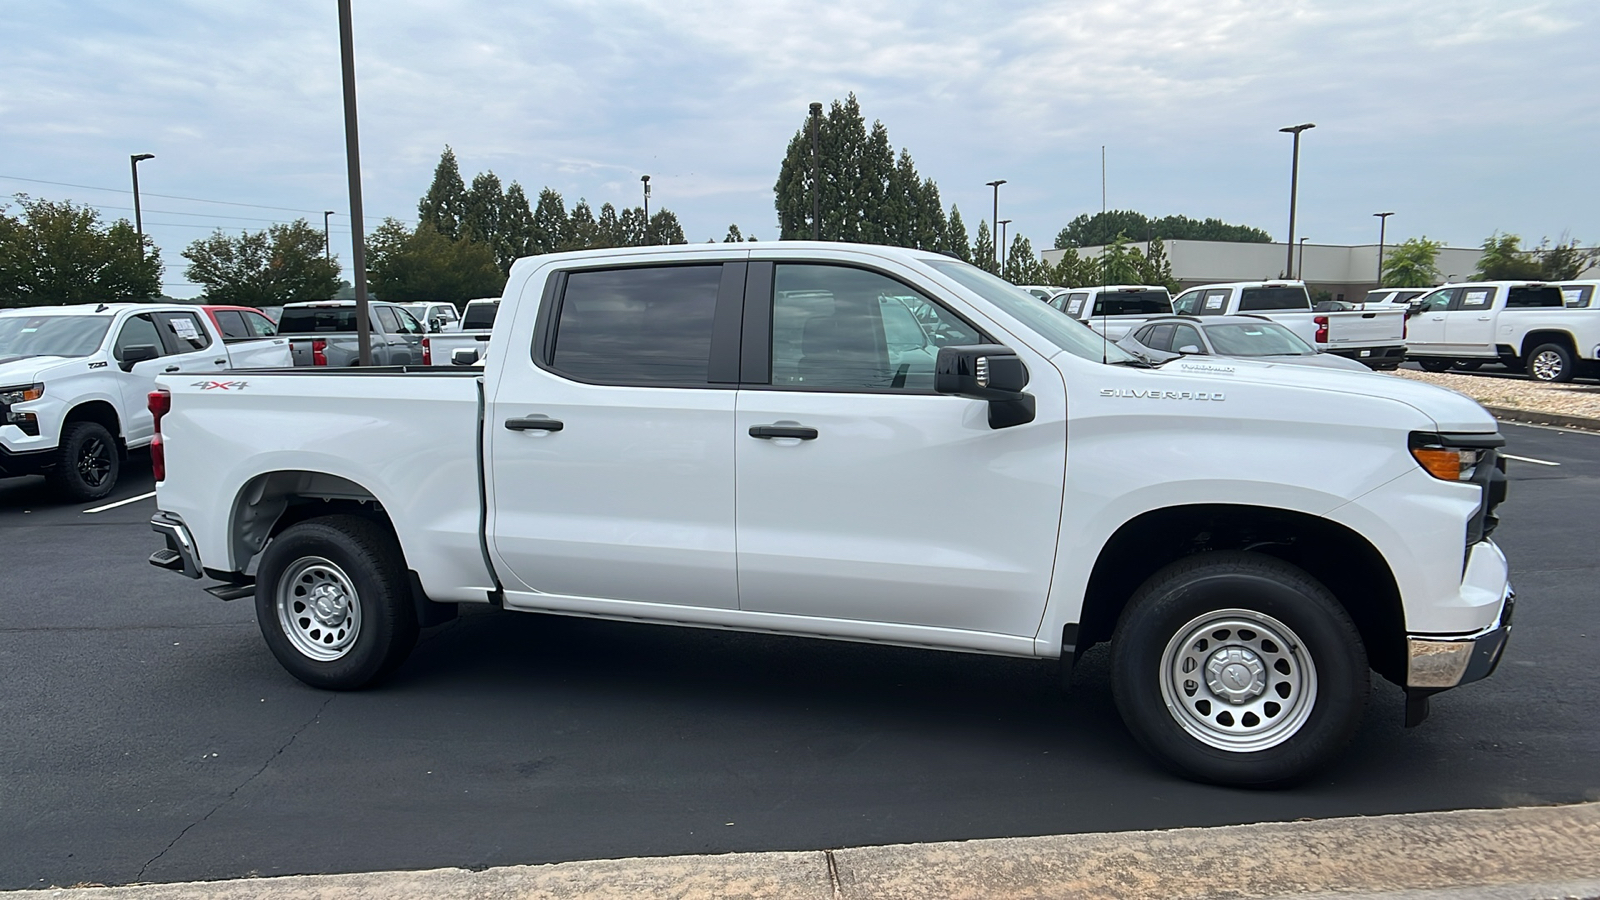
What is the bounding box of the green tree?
[1473,233,1542,281]
[1045,248,1092,287]
[972,219,997,274]
[1003,235,1046,285]
[0,196,161,306]
[366,219,505,303]
[461,171,505,258]
[597,203,625,247]
[648,210,687,245]
[531,188,570,255]
[944,206,971,262]
[1533,237,1599,281]
[1055,210,1272,249]
[566,200,600,251]
[1139,238,1178,291]
[417,146,467,240]
[500,182,536,266]
[181,219,337,306]
[1096,234,1143,284]
[1382,237,1443,287]
[723,224,744,243]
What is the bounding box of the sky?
[2,0,1596,297]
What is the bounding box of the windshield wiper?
[1106,356,1156,369]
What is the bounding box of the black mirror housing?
[119,344,160,372]
[935,344,1035,429]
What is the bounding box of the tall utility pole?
[809,102,823,241]
[985,179,1006,269]
[1299,237,1309,283]
[1373,211,1395,285]
[998,219,1012,273]
[1279,123,1314,279]
[130,154,154,251]
[323,210,335,260]
[337,0,372,366]
[641,175,651,245]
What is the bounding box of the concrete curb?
[14,802,1600,900]
[1486,406,1600,433]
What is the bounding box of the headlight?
[0,383,44,405]
[1409,432,1501,481]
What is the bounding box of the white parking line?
[83,491,157,513]
[1501,453,1560,467]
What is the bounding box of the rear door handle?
[505,416,564,432]
[749,424,818,440]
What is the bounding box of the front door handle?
[213,358,228,366]
[749,424,818,440]
[164,365,180,373]
[505,416,564,432]
[1477,316,1492,321]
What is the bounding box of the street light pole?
[1299,237,1308,283]
[129,153,154,250]
[809,102,823,241]
[337,0,372,366]
[985,179,1006,269]
[641,175,651,245]
[1279,123,1314,279]
[999,219,1012,274]
[1373,211,1395,286]
[323,211,335,260]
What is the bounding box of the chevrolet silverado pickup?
[1046,284,1173,341]
[0,302,290,499]
[148,243,1514,786]
[1405,281,1600,381]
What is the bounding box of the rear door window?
[547,265,724,386]
[1200,289,1232,315]
[1561,285,1595,308]
[243,311,277,336]
[212,310,249,339]
[153,311,212,352]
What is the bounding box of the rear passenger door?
[487,261,744,611]
[152,310,227,374]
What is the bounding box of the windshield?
[924,259,1139,364]
[1205,321,1315,356]
[0,315,113,360]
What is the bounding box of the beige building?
[1037,239,1583,301]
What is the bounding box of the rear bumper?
[1327,344,1406,367]
[150,511,204,579]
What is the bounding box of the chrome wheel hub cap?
[276,557,361,662]
[1532,351,1562,380]
[1159,609,1318,752]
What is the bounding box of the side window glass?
[214,310,248,339]
[395,308,425,335]
[157,312,211,352]
[770,264,980,392]
[1200,289,1231,315]
[548,265,722,385]
[1458,287,1494,309]
[244,312,277,336]
[1421,289,1455,312]
[114,314,165,360]
[1141,323,1175,351]
[1172,291,1202,315]
[1171,325,1205,354]
[1065,292,1090,317]
[375,307,401,333]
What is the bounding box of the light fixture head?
[131,153,155,162]
[1278,123,1315,134]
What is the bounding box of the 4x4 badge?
[192,380,248,390]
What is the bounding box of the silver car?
[1119,315,1373,371]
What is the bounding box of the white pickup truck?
[1046,285,1173,341]
[0,303,291,499]
[148,243,1514,786]
[1405,281,1600,382]
[1173,281,1408,369]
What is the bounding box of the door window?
[769,264,980,393]
[1418,288,1456,312]
[1456,287,1495,310]
[1171,324,1206,353]
[375,306,402,333]
[1172,290,1203,315]
[243,311,277,336]
[1200,289,1232,314]
[1138,323,1175,351]
[1561,285,1595,308]
[114,314,165,361]
[393,308,426,335]
[546,265,723,386]
[154,311,212,352]
[212,310,249,339]
[1505,286,1563,308]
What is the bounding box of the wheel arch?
[63,400,123,449]
[1078,504,1407,685]
[1520,329,1576,358]
[229,470,398,574]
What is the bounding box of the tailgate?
[1324,310,1405,347]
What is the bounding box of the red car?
[199,305,279,342]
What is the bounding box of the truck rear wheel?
[254,515,419,690]
[1416,359,1454,373]
[48,421,119,502]
[1110,552,1368,787]
[1526,343,1575,382]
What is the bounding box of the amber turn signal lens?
[1411,447,1462,481]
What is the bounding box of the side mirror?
[1176,344,1203,355]
[119,344,160,372]
[451,348,480,366]
[934,344,1035,429]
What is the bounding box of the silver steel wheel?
[276,556,362,662]
[1158,609,1318,753]
[1531,349,1564,381]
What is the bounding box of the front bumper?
[1402,585,1514,725]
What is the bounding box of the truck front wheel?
[254,515,419,690]
[48,420,119,501]
[1111,552,1368,787]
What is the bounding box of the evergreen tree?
[944,206,971,262]
[417,146,468,240]
[0,196,161,305]
[1097,235,1141,284]
[1046,248,1086,287]
[597,203,624,247]
[500,182,537,266]
[1139,238,1178,291]
[916,180,947,254]
[1003,235,1044,285]
[724,224,744,243]
[649,210,687,245]
[566,200,600,251]
[972,219,997,274]
[461,171,505,252]
[531,188,569,255]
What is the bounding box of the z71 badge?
[192,380,249,391]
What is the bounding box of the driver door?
[1406,288,1455,347]
[110,313,171,445]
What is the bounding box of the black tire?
[47,420,120,501]
[1526,343,1575,382]
[1110,552,1369,787]
[254,515,419,690]
[1416,358,1454,373]
[1454,360,1483,372]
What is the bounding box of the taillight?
[148,389,171,482]
[311,339,328,366]
[421,336,431,365]
[1313,315,1328,343]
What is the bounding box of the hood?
[1253,353,1373,373]
[1146,356,1497,433]
[0,356,74,386]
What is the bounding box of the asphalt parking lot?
[2,423,1598,890]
